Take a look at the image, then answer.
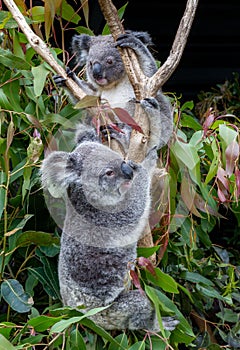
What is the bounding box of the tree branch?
[98,0,147,100]
[3,0,86,101]
[147,0,199,95]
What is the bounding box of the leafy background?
[0,1,239,349]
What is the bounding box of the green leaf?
[31,6,45,23]
[0,48,30,69]
[36,251,60,299]
[42,113,76,128]
[205,138,219,184]
[50,306,111,334]
[154,289,195,339]
[128,341,146,350]
[0,322,16,340]
[2,77,23,112]
[196,284,228,303]
[6,214,34,238]
[181,114,202,131]
[216,308,239,323]
[32,64,50,96]
[0,334,15,350]
[102,3,128,35]
[171,138,200,185]
[19,334,44,345]
[50,307,120,347]
[137,245,160,258]
[0,180,6,220]
[207,345,222,350]
[180,271,214,286]
[28,315,64,332]
[28,267,59,299]
[16,231,60,247]
[146,268,179,294]
[219,124,237,146]
[145,285,166,337]
[0,89,13,110]
[1,279,33,313]
[109,333,128,350]
[74,95,99,109]
[22,166,32,202]
[61,0,81,24]
[180,100,194,111]
[69,328,86,350]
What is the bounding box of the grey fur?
[54,31,173,150]
[41,124,179,331]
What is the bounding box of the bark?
[98,0,199,257]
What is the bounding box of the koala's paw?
[162,316,179,331]
[101,123,132,151]
[53,74,67,87]
[140,97,160,112]
[116,33,141,50]
[53,67,76,87]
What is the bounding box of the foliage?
[196,72,240,118]
[0,1,239,349]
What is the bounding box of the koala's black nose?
[121,161,133,180]
[92,62,102,78]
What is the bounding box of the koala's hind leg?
[91,290,178,331]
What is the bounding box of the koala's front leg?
[140,96,173,150]
[140,97,162,150]
[53,67,98,96]
[116,33,157,77]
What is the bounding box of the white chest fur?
[100,77,135,109]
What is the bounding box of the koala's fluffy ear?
[71,34,92,67]
[41,151,69,198]
[127,30,153,46]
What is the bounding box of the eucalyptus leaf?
[219,124,237,146]
[146,268,179,294]
[16,231,60,247]
[109,333,128,350]
[28,267,59,299]
[69,328,87,350]
[50,306,111,334]
[1,279,33,313]
[0,334,15,350]
[28,315,64,332]
[180,271,214,286]
[32,64,50,96]
[128,341,145,350]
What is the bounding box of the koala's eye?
[106,58,113,65]
[105,170,115,177]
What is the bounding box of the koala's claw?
[101,124,132,152]
[115,33,138,49]
[53,74,67,87]
[65,67,75,79]
[53,67,76,87]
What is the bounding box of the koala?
[41,123,178,331]
[54,31,173,150]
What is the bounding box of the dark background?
[86,0,240,101]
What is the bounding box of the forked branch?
[99,0,199,96]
